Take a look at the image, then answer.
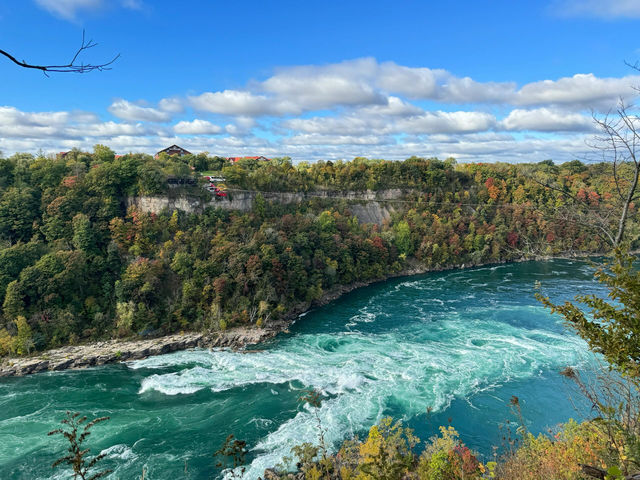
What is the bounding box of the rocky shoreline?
[0,269,420,378]
[0,250,606,378]
[0,327,278,377]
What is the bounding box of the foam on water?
[131,300,588,478]
[101,443,138,461]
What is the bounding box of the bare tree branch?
[594,99,640,246]
[0,30,119,76]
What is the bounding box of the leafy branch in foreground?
[214,434,248,479]
[48,411,112,480]
[537,248,640,478]
[300,390,330,467]
[536,249,640,380]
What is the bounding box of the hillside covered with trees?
[0,147,636,355]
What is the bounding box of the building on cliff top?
[155,145,191,159]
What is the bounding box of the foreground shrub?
[496,419,609,480]
[417,426,484,480]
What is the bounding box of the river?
[0,259,604,479]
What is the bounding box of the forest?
[0,146,636,355]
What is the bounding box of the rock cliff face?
[126,189,402,225]
[348,202,394,226]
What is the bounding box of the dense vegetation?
[0,147,637,355]
[257,405,637,480]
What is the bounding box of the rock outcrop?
[0,327,277,377]
[126,189,400,225]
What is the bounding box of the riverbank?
[0,251,605,378]
[0,327,278,377]
[0,281,396,377]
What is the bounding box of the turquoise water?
[0,260,604,479]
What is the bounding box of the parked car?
[204,182,228,198]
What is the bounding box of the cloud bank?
[3,57,639,163]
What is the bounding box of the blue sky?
[2,0,640,162]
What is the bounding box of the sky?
[2,0,640,163]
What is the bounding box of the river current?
[0,259,605,479]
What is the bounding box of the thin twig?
[0,30,119,75]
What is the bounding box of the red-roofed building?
[155,145,191,159]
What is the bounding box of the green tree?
[0,187,39,243]
[0,241,44,298]
[221,164,248,188]
[72,214,96,254]
[92,144,115,163]
[3,280,25,319]
[14,316,34,355]
[394,220,413,257]
[137,164,166,194]
[0,328,15,355]
[253,193,267,219]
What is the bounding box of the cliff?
[126,189,402,225]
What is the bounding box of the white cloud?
[262,59,514,106]
[189,90,297,116]
[174,119,223,135]
[0,105,161,143]
[187,58,513,119]
[358,96,423,116]
[287,133,393,146]
[108,99,171,122]
[502,108,595,132]
[376,62,515,103]
[181,59,639,122]
[77,121,158,137]
[158,97,185,114]
[283,109,498,139]
[515,73,640,109]
[552,0,640,19]
[0,125,61,139]
[35,0,102,20]
[263,59,387,110]
[283,116,392,136]
[234,116,257,129]
[438,76,516,104]
[376,62,443,98]
[35,0,144,20]
[397,111,497,134]
[0,106,74,127]
[224,116,256,136]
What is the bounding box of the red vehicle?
[205,182,228,198]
